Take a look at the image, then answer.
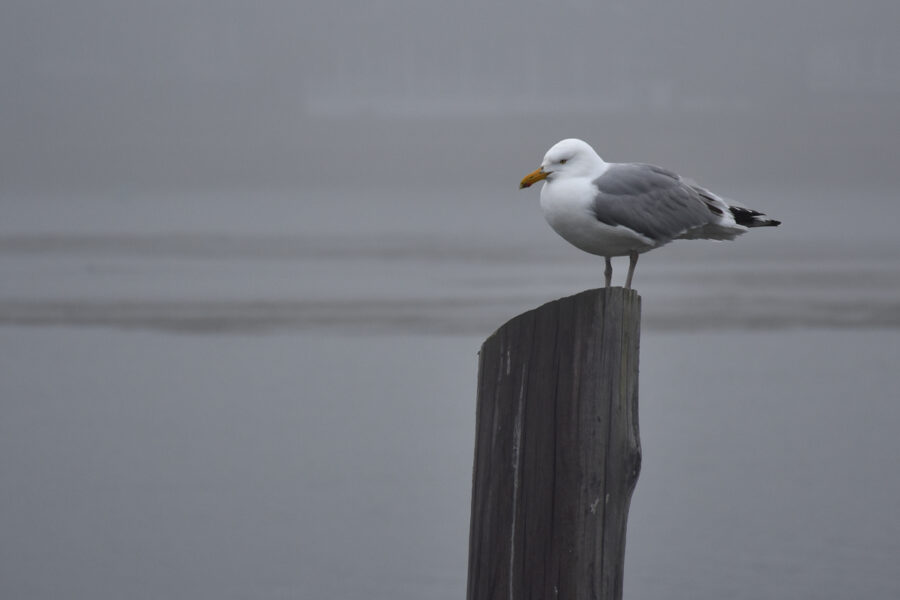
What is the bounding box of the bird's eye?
[559,159,568,164]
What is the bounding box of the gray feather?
[591,163,717,241]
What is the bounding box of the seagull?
[520,138,780,289]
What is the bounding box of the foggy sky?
[2,0,899,191]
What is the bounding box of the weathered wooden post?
[467,288,642,600]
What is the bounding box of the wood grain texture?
[467,288,642,600]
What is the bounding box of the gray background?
[2,1,899,599]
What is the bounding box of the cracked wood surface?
[467,288,642,600]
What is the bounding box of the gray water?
[1,186,899,600]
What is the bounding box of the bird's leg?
[604,257,612,288]
[624,252,639,289]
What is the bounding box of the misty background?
[4,0,900,192]
[2,1,899,599]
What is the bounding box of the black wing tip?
[748,216,781,227]
[729,205,780,227]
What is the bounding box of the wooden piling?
[467,288,642,600]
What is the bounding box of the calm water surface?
[1,187,899,599]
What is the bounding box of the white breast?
[539,178,656,257]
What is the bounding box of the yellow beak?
[519,167,549,189]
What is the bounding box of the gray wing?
[591,163,719,242]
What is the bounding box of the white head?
[520,138,604,188]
